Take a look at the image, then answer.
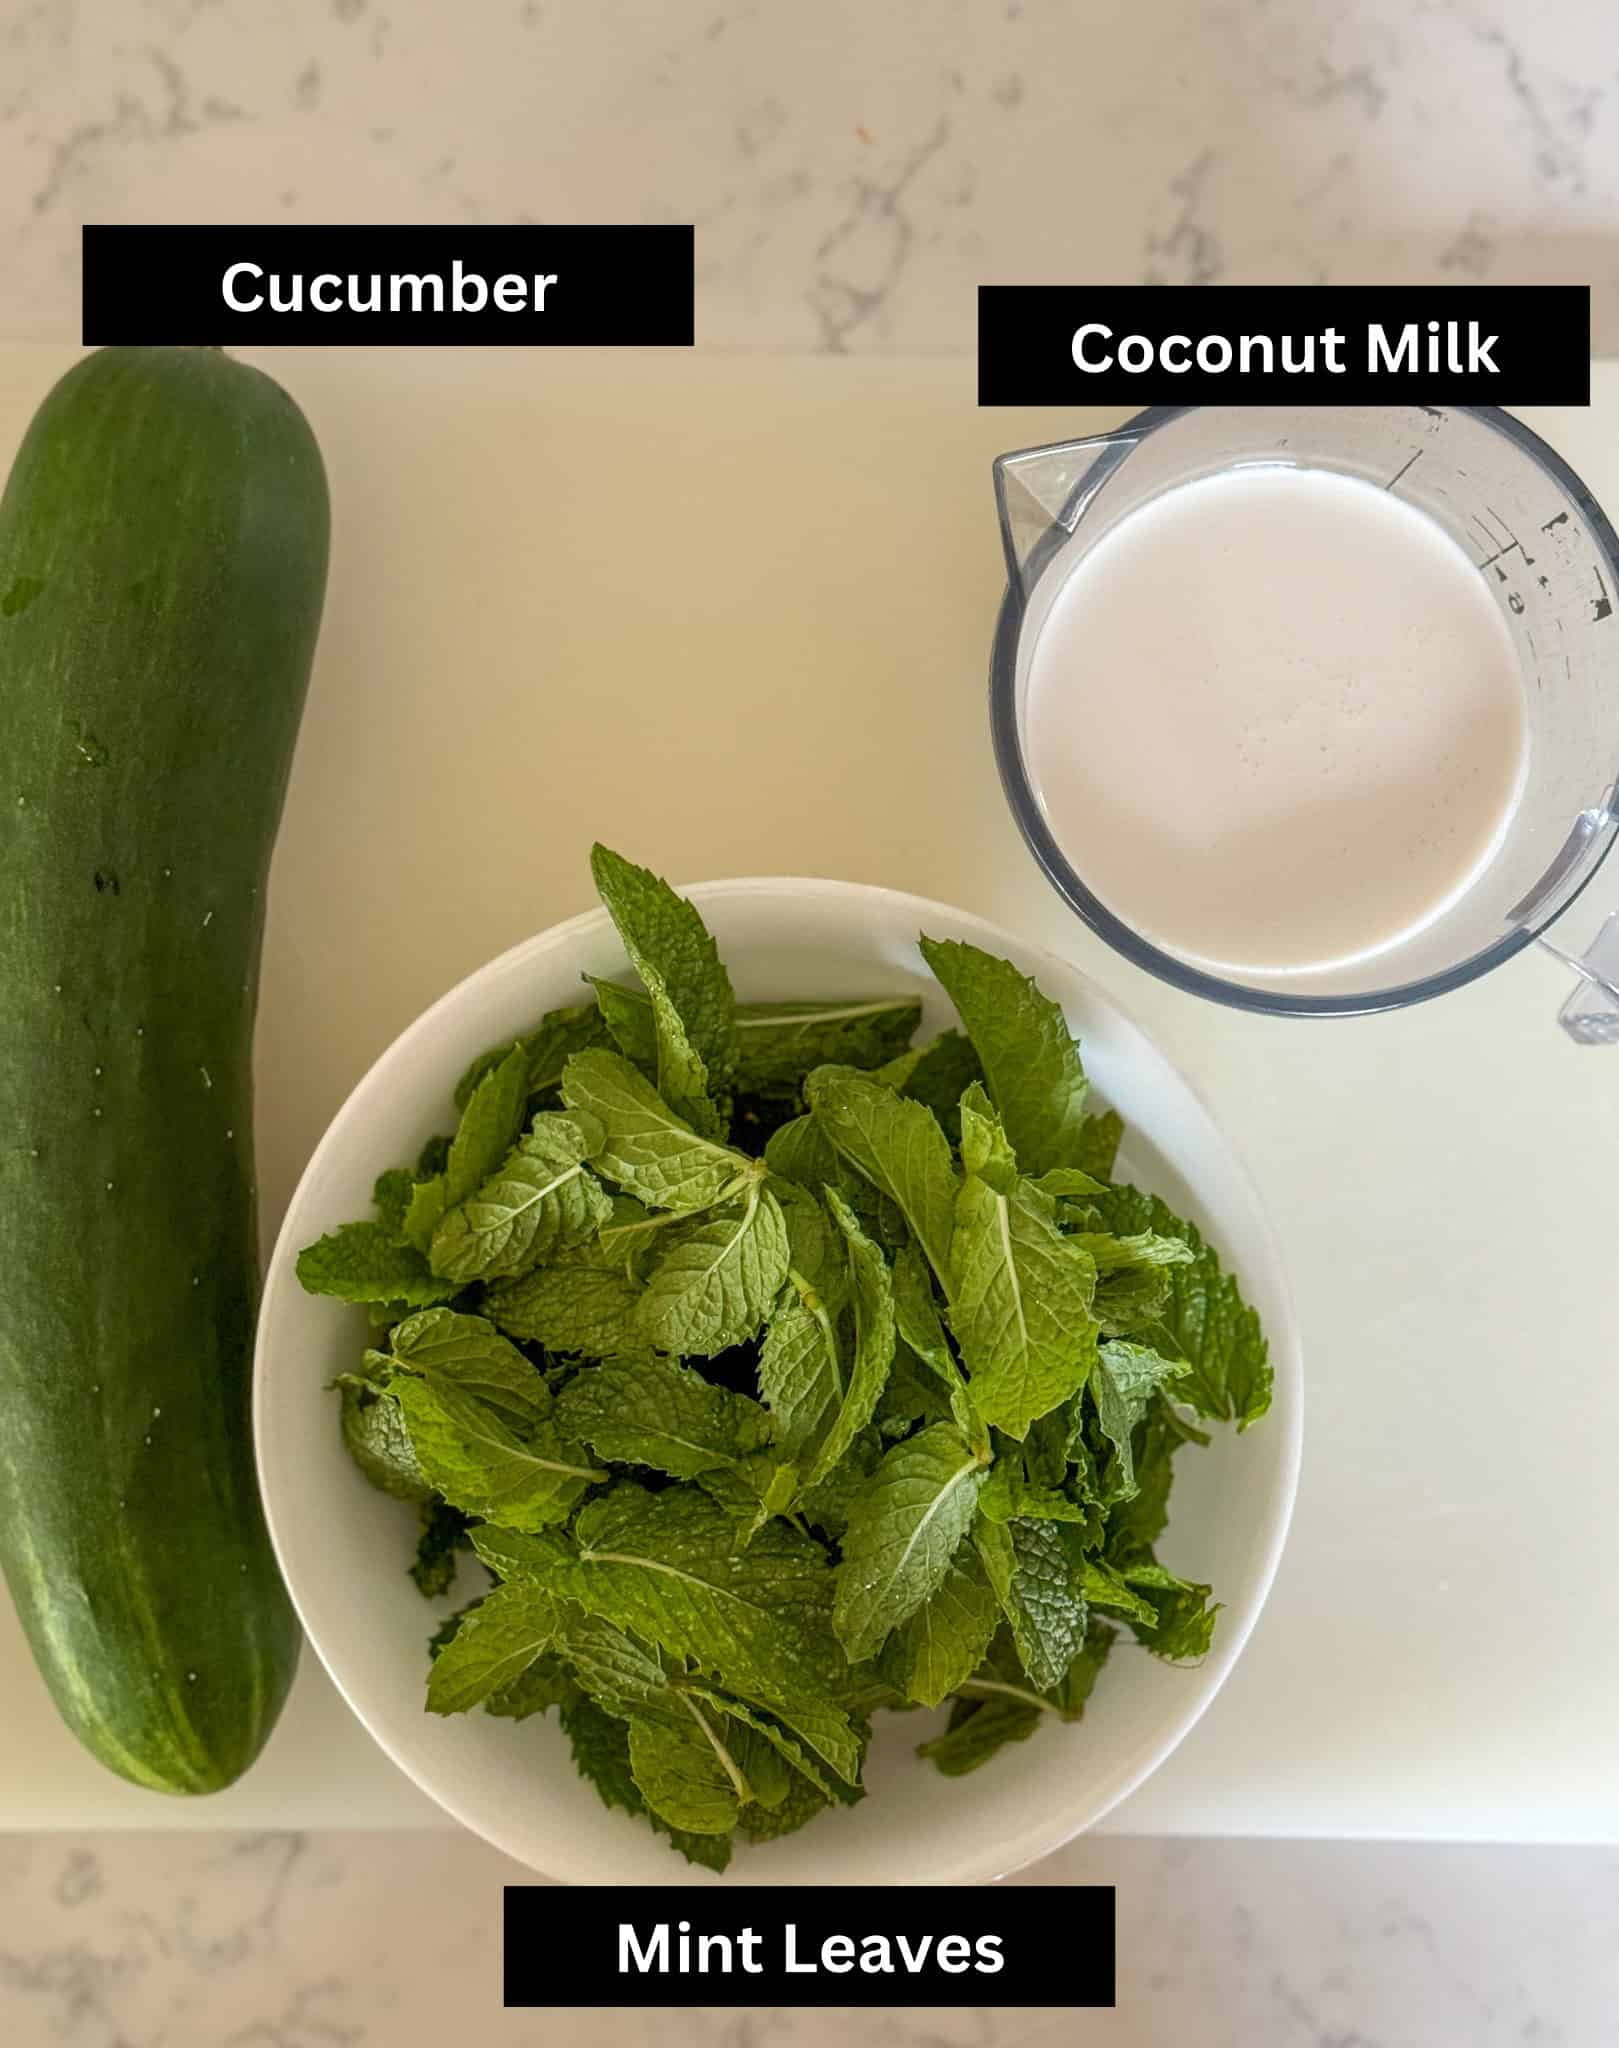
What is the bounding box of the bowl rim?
[254,874,1304,1884]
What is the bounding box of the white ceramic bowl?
[255,879,1302,1886]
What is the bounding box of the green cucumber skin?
[0,348,328,1793]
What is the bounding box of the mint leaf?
[485,1258,643,1358]
[559,1691,732,1870]
[561,1686,647,1813]
[998,1516,1088,1692]
[520,1005,612,1097]
[870,1029,985,1145]
[401,1176,450,1256]
[958,1079,1018,1194]
[564,1485,859,1783]
[335,1374,430,1501]
[892,1241,982,1449]
[919,938,1090,1178]
[833,1423,987,1662]
[430,1595,483,1657]
[1103,1399,1182,1565]
[391,1376,606,1531]
[1078,1555,1158,1627]
[1076,1109,1124,1182]
[1027,1166,1109,1200]
[1072,1230,1197,1275]
[759,1288,844,1458]
[296,1222,457,1308]
[592,1192,679,1262]
[453,1002,608,1113]
[1092,1341,1190,1498]
[468,1526,575,1583]
[1022,1399,1083,1485]
[1122,1561,1221,1660]
[977,1458,1090,1526]
[635,1182,789,1358]
[761,1122,892,1245]
[445,1042,531,1206]
[923,1617,1116,1775]
[590,844,737,1138]
[585,975,658,1071]
[429,1114,611,1283]
[948,1166,1099,1440]
[764,1112,847,1194]
[427,1597,481,1662]
[410,1499,469,1597]
[774,1180,850,1313]
[372,1167,414,1238]
[796,1427,882,1538]
[696,1705,791,1812]
[805,1191,897,1488]
[425,1580,563,1715]
[386,1308,550,1428]
[560,1625,831,1846]
[736,1768,833,1843]
[739,1733,797,1813]
[546,1611,670,1720]
[767,1123,889,1258]
[683,1686,834,1802]
[1088,1185,1271,1429]
[697,1451,800,1544]
[1094,1263,1172,1335]
[876,1538,999,1707]
[743,1454,801,1533]
[591,987,924,1102]
[561,1048,749,1213]
[803,1068,958,1286]
[485,1655,574,1721]
[708,1728,789,1814]
[553,1352,769,1479]
[1050,1615,1117,1715]
[971,1515,1014,1603]
[627,1699,750,1835]
[891,1240,953,1375]
[734,996,922,1098]
[876,1347,955,1438]
[480,1193,666,1354]
[917,1694,1041,1777]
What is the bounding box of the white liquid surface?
[1021,464,1530,975]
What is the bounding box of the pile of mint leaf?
[297,845,1271,1870]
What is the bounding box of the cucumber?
[0,348,328,1792]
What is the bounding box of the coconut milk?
[1021,463,1530,975]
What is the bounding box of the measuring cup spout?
[992,430,1145,603]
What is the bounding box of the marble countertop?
[4,5,1619,2037]
[2,0,1619,352]
[2,1827,1615,2046]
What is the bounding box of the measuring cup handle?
[1538,914,1619,1042]
[1508,791,1619,1040]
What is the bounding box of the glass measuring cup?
[990,405,1619,1033]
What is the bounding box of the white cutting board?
[1,346,1615,1843]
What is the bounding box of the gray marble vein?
[0,1831,1613,2045]
[2,0,1619,2038]
[2,0,1618,346]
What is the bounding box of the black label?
[503,1884,1115,2008]
[81,225,694,345]
[978,285,1591,404]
